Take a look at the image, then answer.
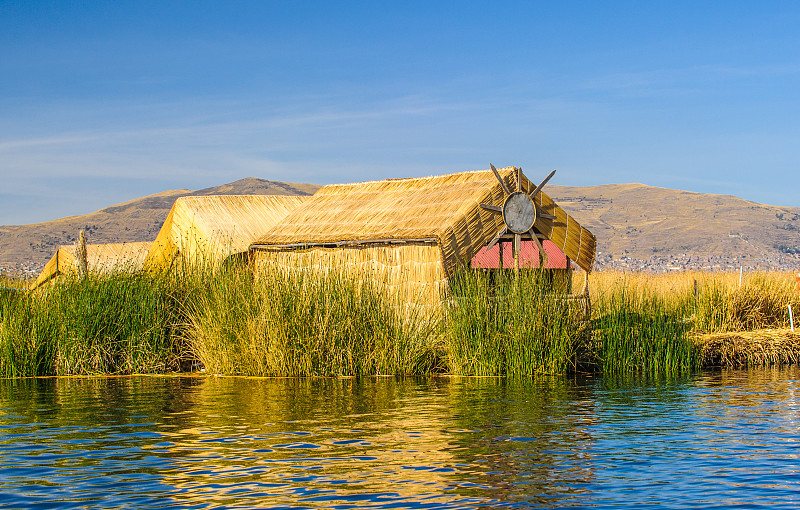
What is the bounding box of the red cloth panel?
[471,239,570,269]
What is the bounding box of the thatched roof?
[144,195,308,270]
[251,167,596,273]
[31,241,151,289]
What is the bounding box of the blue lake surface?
[0,369,798,509]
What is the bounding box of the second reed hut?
[249,167,596,309]
[144,195,308,271]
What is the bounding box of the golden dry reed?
[588,270,800,332]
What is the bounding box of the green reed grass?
[592,284,698,374]
[446,269,586,376]
[183,265,439,377]
[0,273,183,376]
[7,262,787,378]
[0,289,56,377]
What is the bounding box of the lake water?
[0,369,798,509]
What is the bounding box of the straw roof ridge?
[318,167,517,192]
[176,194,304,200]
[144,194,309,270]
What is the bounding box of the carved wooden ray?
[480,164,595,270]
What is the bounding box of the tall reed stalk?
[183,265,439,376]
[591,283,698,374]
[446,269,585,376]
[5,263,794,378]
[694,273,800,331]
[589,270,800,332]
[0,273,183,376]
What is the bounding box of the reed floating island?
[5,166,799,377]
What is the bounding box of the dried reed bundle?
[696,329,800,366]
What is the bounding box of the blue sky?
[2,1,800,224]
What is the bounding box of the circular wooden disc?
[502,192,537,234]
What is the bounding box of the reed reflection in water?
[0,369,798,508]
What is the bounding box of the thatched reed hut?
[144,195,308,271]
[31,241,151,289]
[249,167,596,309]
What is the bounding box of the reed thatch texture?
[31,241,151,289]
[144,195,308,271]
[250,167,595,308]
[252,168,595,271]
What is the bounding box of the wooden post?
[693,279,698,298]
[499,239,504,269]
[513,233,520,274]
[582,270,591,320]
[789,304,795,333]
[566,255,573,289]
[77,229,88,278]
[739,266,743,287]
[538,240,545,268]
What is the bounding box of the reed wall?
[250,242,449,311]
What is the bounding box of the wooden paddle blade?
[486,227,507,250]
[490,163,512,196]
[530,169,556,199]
[529,229,549,266]
[480,203,502,213]
[538,213,556,220]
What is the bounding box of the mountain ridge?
[545,183,800,271]
[2,178,799,276]
[0,178,320,275]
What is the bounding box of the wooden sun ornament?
[480,164,558,269]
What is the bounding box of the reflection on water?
[0,369,798,509]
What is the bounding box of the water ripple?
[0,370,799,508]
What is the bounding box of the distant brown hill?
[545,183,800,271]
[3,178,799,275]
[0,178,320,275]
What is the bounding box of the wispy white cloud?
[0,94,492,223]
[580,63,800,96]
[0,134,102,151]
